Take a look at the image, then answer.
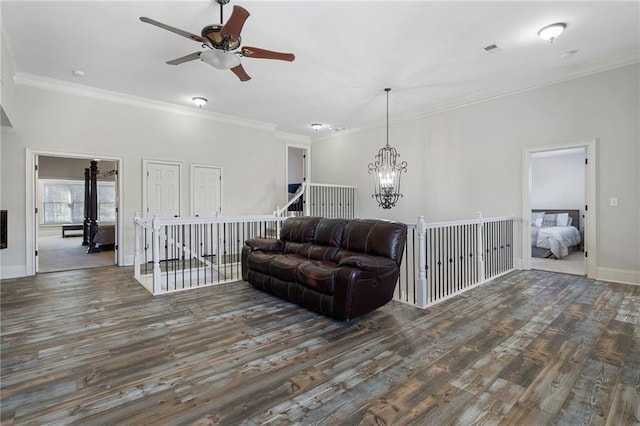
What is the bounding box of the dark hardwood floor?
[1,267,639,425]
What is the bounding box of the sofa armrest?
[338,255,397,273]
[245,238,285,252]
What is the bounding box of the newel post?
[477,212,486,283]
[416,215,428,308]
[303,182,311,217]
[133,212,141,278]
[152,214,162,294]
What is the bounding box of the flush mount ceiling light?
[310,123,323,131]
[538,23,566,43]
[192,97,208,108]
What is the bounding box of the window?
[40,179,116,224]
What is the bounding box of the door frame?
[522,138,597,278]
[285,144,310,198]
[189,162,223,217]
[25,148,124,276]
[142,158,182,218]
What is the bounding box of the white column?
[152,214,162,295]
[304,182,311,217]
[416,215,428,308]
[133,212,141,278]
[477,212,486,283]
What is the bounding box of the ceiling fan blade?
[220,6,250,41]
[166,51,202,65]
[241,46,295,62]
[140,17,209,46]
[231,64,251,82]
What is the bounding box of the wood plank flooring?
[1,267,639,425]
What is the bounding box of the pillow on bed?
[541,214,557,227]
[531,212,545,227]
[556,212,570,227]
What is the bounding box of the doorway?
[26,150,123,275]
[286,145,309,214]
[522,139,597,278]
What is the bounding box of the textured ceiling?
[2,1,639,137]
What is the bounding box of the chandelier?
[368,88,407,209]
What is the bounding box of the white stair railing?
[133,213,286,295]
[275,182,357,218]
[134,212,516,307]
[395,214,515,308]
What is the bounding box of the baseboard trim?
[596,267,640,286]
[0,265,29,280]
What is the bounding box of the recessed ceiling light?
[192,97,207,108]
[538,23,566,43]
[72,70,85,77]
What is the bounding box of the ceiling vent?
[483,44,501,53]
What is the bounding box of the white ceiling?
[2,1,639,137]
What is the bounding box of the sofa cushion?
[297,261,338,295]
[341,219,406,263]
[280,216,321,243]
[247,251,279,275]
[307,245,340,262]
[314,218,348,247]
[338,254,398,273]
[284,241,311,257]
[270,254,307,282]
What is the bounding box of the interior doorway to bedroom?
[31,153,120,274]
[530,148,585,275]
[523,139,597,278]
[286,145,309,215]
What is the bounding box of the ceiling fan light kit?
[139,0,295,81]
[200,49,241,70]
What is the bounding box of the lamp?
[200,49,241,70]
[310,123,323,131]
[368,88,407,209]
[538,23,566,43]
[192,97,207,108]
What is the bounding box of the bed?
[531,209,581,259]
[84,160,116,253]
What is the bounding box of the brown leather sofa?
[241,216,407,321]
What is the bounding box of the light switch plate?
[610,197,619,207]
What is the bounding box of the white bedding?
[536,226,581,259]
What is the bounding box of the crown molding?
[14,72,277,133]
[313,51,639,144]
[275,131,310,144]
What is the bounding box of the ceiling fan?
[139,0,295,81]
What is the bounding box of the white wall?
[1,80,305,278]
[311,64,640,283]
[1,20,17,127]
[531,151,585,229]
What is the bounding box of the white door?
[191,164,222,217]
[144,160,181,217]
